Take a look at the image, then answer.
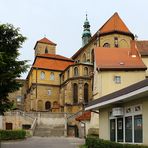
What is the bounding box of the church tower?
[34,37,57,57]
[82,14,91,46]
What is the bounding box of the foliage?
[85,136,148,148]
[0,130,26,140]
[0,23,28,114]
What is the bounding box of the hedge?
[85,136,148,148]
[0,130,26,140]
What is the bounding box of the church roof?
[32,54,74,71]
[34,37,56,49]
[94,47,146,70]
[136,40,148,56]
[99,12,134,37]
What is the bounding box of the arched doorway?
[45,101,51,110]
[37,100,43,111]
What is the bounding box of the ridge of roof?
[37,53,74,62]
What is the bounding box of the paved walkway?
[1,137,85,148]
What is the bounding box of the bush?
[86,136,148,148]
[0,130,26,140]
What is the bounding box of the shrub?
[86,136,148,148]
[0,130,26,140]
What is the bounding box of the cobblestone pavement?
[1,136,85,148]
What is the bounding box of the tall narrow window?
[84,67,89,76]
[45,46,48,53]
[110,119,116,142]
[117,118,123,142]
[50,72,54,80]
[82,53,86,63]
[114,37,118,47]
[73,83,78,104]
[84,83,89,104]
[74,67,79,76]
[67,70,70,79]
[91,49,94,63]
[40,71,45,79]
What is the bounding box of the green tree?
[0,23,28,114]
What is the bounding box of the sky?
[0,0,148,78]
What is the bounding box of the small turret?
[82,14,91,46]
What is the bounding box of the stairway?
[34,124,65,137]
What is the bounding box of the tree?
[0,23,28,114]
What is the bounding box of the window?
[74,67,79,76]
[62,75,64,82]
[50,72,54,80]
[16,96,22,102]
[84,83,89,104]
[103,43,110,48]
[47,89,51,96]
[45,101,51,110]
[82,53,86,63]
[91,49,94,63]
[40,71,45,79]
[114,76,121,84]
[84,67,89,76]
[67,70,70,79]
[110,105,143,144]
[114,37,118,47]
[45,46,48,53]
[73,83,78,103]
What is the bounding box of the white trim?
[85,86,148,111]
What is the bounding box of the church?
[7,12,148,143]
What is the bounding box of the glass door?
[117,118,123,142]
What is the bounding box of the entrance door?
[6,123,12,130]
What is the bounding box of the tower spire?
[82,13,91,46]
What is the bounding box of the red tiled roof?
[37,37,56,45]
[33,54,74,71]
[99,12,133,36]
[136,40,148,56]
[75,111,91,121]
[94,47,146,70]
[34,37,56,49]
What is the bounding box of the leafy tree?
[0,23,28,114]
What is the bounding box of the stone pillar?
[0,116,3,129]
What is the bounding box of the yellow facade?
[93,70,146,99]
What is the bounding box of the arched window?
[45,101,51,110]
[40,71,45,79]
[50,72,54,80]
[84,67,89,76]
[45,47,48,53]
[82,53,86,63]
[103,43,110,48]
[73,83,78,104]
[67,70,70,79]
[74,67,79,76]
[84,83,89,104]
[91,49,94,63]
